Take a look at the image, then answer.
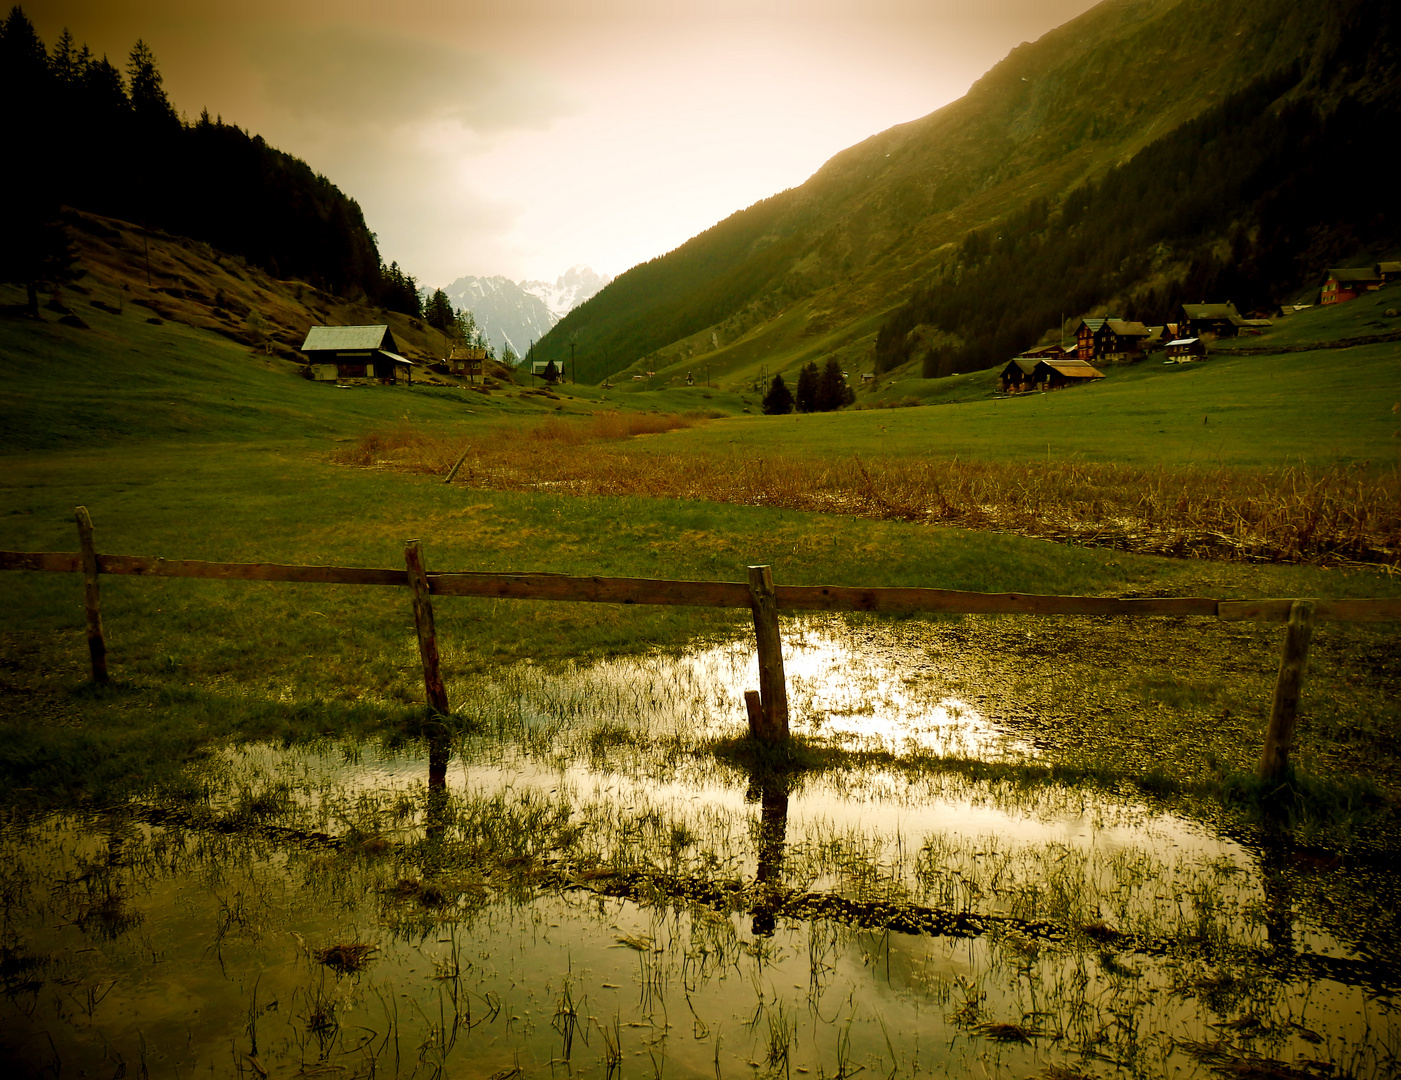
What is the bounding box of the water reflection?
[747,769,790,937]
[427,725,450,842]
[444,621,1037,759]
[3,623,1397,1077]
[1,792,1395,1080]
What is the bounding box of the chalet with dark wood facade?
[1377,261,1401,285]
[1073,317,1151,362]
[300,325,415,384]
[1181,303,1241,337]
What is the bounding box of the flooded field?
[2,624,1397,1078]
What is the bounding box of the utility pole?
[569,341,576,384]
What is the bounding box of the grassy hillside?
[0,296,750,453]
[0,212,764,454]
[535,0,1397,391]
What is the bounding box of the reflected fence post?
[748,769,790,936]
[406,539,453,841]
[427,723,450,843]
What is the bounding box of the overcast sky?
[26,0,1099,285]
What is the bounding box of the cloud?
[246,23,574,135]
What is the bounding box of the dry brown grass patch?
[332,424,1401,567]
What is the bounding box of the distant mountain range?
[535,0,1399,385]
[439,267,610,358]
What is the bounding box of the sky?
[24,1,1100,286]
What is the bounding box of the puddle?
[448,624,1036,759]
[2,626,1398,1077]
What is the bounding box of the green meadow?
[644,342,1399,468]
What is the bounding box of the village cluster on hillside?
[998,262,1401,395]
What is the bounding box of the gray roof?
[1166,337,1201,347]
[1002,358,1040,374]
[300,325,396,352]
[1377,261,1401,274]
[1325,267,1381,283]
[1105,319,1149,337]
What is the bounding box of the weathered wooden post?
[744,690,765,739]
[74,506,108,683]
[443,447,470,485]
[404,540,450,714]
[1259,599,1315,781]
[746,565,790,742]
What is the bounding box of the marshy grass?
[340,422,1401,566]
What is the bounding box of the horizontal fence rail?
[4,505,1400,784]
[5,550,1401,623]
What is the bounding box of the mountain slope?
[535,0,1396,386]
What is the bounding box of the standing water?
[1,624,1395,1077]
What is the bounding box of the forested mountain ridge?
[0,7,417,313]
[537,0,1398,385]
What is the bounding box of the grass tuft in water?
[1218,766,1387,835]
[315,942,377,974]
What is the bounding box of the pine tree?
[127,39,176,125]
[49,27,78,81]
[794,362,819,413]
[424,288,454,332]
[815,358,851,411]
[541,359,559,382]
[762,374,794,415]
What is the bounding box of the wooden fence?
[4,507,1400,780]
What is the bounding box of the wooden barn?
[300,325,415,384]
[1034,358,1104,389]
[1377,261,1401,285]
[1164,337,1207,361]
[448,346,488,379]
[999,358,1040,393]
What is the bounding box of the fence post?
[747,565,790,742]
[74,506,108,683]
[744,690,764,739]
[443,447,470,485]
[1259,599,1315,781]
[405,540,450,714]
